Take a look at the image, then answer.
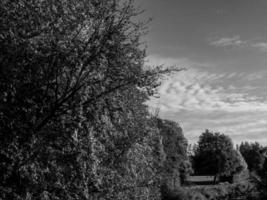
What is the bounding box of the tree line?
[190,130,267,184]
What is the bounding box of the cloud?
[245,72,266,81]
[209,36,267,52]
[209,35,246,47]
[150,69,267,113]
[227,72,237,79]
[223,71,266,81]
[147,63,267,146]
[251,42,267,52]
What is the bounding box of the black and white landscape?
[0,0,266,199]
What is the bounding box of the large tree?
[0,0,176,199]
[193,130,246,183]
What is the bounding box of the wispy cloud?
[150,68,267,113]
[246,71,266,81]
[225,71,266,81]
[147,61,267,145]
[209,35,246,47]
[251,42,267,52]
[209,36,267,52]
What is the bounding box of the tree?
[249,148,267,200]
[0,0,177,199]
[193,130,246,183]
[239,142,265,173]
[261,155,267,187]
[157,119,192,192]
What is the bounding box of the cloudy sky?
[136,0,267,145]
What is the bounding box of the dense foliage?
[248,147,267,200]
[157,119,192,195]
[0,0,174,199]
[260,158,267,199]
[192,130,246,183]
[239,142,265,173]
[162,181,258,200]
[239,143,267,199]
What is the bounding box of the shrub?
[188,192,206,200]
[161,184,188,200]
[179,181,257,200]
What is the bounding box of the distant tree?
[239,142,265,173]
[193,130,246,183]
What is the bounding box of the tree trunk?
[213,174,217,184]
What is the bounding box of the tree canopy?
[0,0,176,199]
[157,119,192,189]
[239,142,265,173]
[192,130,246,183]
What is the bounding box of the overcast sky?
[136,0,267,145]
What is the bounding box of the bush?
[161,184,188,200]
[188,192,206,200]
[173,181,258,200]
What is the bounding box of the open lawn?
[186,176,215,185]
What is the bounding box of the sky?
[135,0,267,146]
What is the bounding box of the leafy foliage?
[157,119,193,191]
[192,130,246,182]
[239,142,265,173]
[162,181,258,200]
[0,0,174,199]
[249,147,267,200]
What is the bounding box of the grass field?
[186,176,215,185]
[187,176,214,182]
